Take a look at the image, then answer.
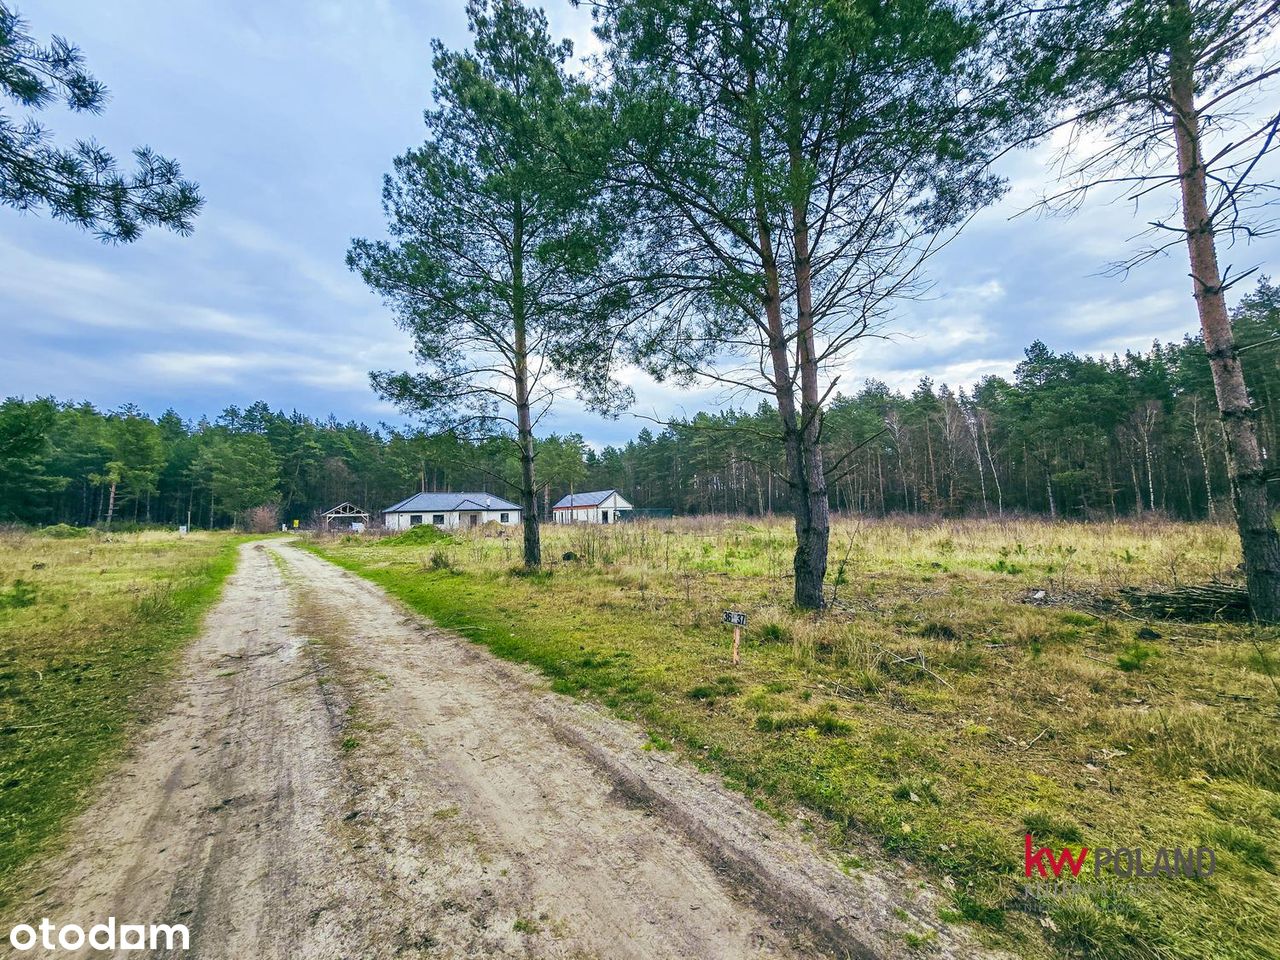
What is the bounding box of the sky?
[2,1,1277,448]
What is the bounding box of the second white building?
[551,489,633,524]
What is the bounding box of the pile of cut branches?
[1119,582,1251,622]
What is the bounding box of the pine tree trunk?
[516,404,539,567]
[1107,460,1118,518]
[876,451,886,516]
[512,201,541,569]
[105,481,117,528]
[747,70,826,609]
[790,190,829,610]
[1170,18,1280,620]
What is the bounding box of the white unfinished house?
[383,492,521,531]
[551,489,633,524]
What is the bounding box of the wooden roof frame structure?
[321,502,370,528]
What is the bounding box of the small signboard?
[723,610,747,665]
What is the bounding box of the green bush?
[39,524,89,539]
[388,525,455,546]
[0,580,38,610]
[756,622,793,644]
[1117,642,1159,672]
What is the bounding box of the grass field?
[313,516,1280,960]
[0,528,246,907]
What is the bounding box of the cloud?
[2,0,1278,452]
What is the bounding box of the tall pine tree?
[349,0,633,568]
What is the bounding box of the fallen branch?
[882,648,952,688]
[1024,728,1050,750]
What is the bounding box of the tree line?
[0,399,596,530]
[2,276,1275,530]
[560,279,1280,521]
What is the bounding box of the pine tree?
[349,0,633,568]
[602,0,1016,607]
[1025,0,1280,619]
[0,3,201,240]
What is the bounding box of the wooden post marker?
[723,610,747,665]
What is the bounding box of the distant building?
[383,492,521,531]
[551,489,633,524]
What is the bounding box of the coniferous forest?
[4,277,1276,528]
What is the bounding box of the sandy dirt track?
[7,540,1002,959]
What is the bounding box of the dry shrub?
[246,504,280,533]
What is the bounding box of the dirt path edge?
[540,709,882,959]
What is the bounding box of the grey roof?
[384,492,521,513]
[553,489,618,509]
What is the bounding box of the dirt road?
[8,541,999,959]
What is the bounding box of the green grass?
[311,515,1280,959]
[0,529,248,907]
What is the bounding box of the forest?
[2,277,1275,529]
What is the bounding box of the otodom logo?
[8,918,189,952]
[1024,835,1216,880]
